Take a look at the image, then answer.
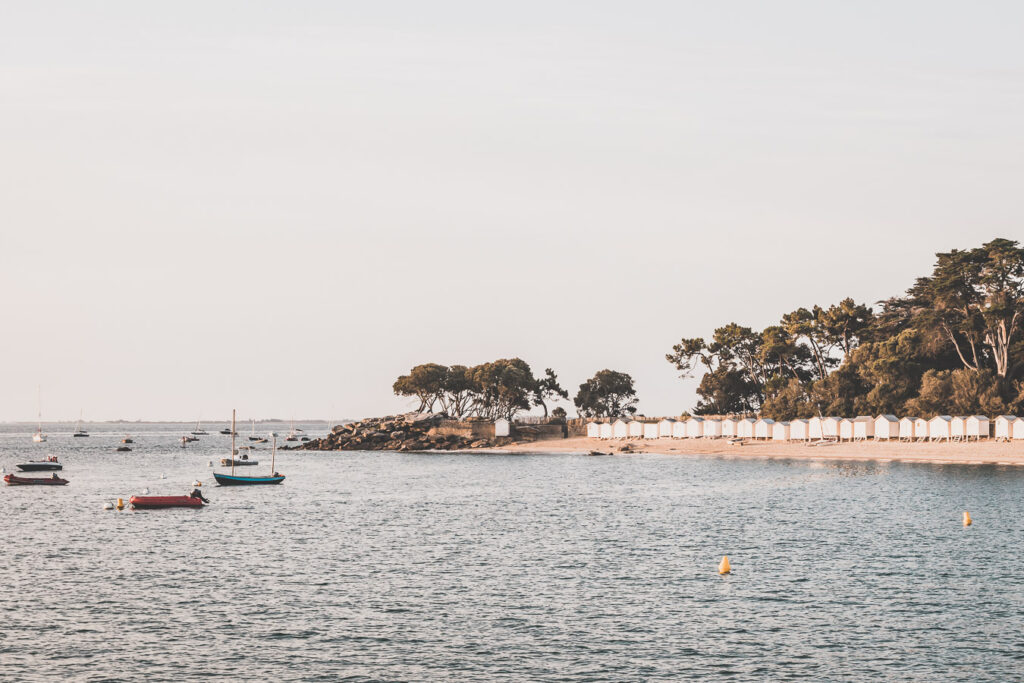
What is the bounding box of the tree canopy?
[393,359,567,420]
[573,369,639,417]
[667,238,1024,418]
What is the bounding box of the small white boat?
[32,387,47,443]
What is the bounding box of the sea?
[1,422,1022,682]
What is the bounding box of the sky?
[2,1,1023,421]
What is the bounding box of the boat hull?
[5,474,68,486]
[129,495,204,509]
[213,473,285,486]
[220,459,259,466]
[16,463,62,472]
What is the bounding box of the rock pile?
[294,412,503,452]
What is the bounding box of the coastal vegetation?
[573,370,639,417]
[667,238,1024,419]
[392,359,568,420]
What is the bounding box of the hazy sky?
[3,1,1023,421]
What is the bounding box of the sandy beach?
[485,436,1024,466]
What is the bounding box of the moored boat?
[213,472,285,486]
[17,457,62,472]
[5,473,69,486]
[220,458,259,466]
[214,410,286,486]
[129,495,204,509]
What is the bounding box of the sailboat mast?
[231,409,236,476]
[271,434,276,475]
[36,386,42,432]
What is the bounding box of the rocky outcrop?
[293,412,511,452]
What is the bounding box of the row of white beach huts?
[585,415,1024,442]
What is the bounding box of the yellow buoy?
[116,498,125,510]
[963,511,972,527]
[718,556,731,574]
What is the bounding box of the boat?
[116,446,132,452]
[219,427,236,435]
[247,418,261,441]
[16,456,62,472]
[213,411,285,486]
[122,436,133,443]
[191,416,208,436]
[32,386,47,443]
[220,458,259,466]
[5,473,69,486]
[284,417,299,441]
[129,495,204,509]
[73,409,89,437]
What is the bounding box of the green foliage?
[574,370,639,417]
[669,238,1024,418]
[393,359,566,420]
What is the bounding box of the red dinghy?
[5,473,69,486]
[129,495,204,509]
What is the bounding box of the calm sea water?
[1,423,1022,681]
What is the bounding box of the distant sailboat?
[191,415,208,436]
[248,418,261,441]
[32,387,46,443]
[73,409,89,437]
[285,417,298,441]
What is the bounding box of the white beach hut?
[772,421,791,441]
[722,418,738,438]
[686,417,705,438]
[852,416,875,441]
[807,416,823,440]
[838,418,854,442]
[672,420,687,439]
[822,417,841,440]
[643,422,659,439]
[628,420,644,439]
[950,416,968,442]
[586,422,601,439]
[899,417,917,441]
[599,422,614,440]
[874,415,899,440]
[1013,419,1024,440]
[612,419,630,439]
[738,418,756,439]
[703,419,722,438]
[790,419,809,441]
[754,418,775,440]
[994,415,1017,441]
[913,418,929,441]
[658,418,677,438]
[928,415,953,441]
[965,415,989,440]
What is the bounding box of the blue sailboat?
[213,410,285,486]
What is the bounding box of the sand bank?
[479,436,1024,466]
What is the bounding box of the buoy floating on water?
[208,461,213,467]
[142,487,150,495]
[192,480,202,487]
[719,556,731,575]
[116,498,125,510]
[963,511,972,527]
[159,473,166,480]
[103,502,114,510]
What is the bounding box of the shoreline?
[459,436,1024,466]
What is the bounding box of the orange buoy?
[963,511,972,527]
[718,556,731,574]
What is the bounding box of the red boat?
[4,473,69,486]
[129,495,204,509]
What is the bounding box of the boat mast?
[36,386,42,433]
[271,433,276,475]
[231,409,236,476]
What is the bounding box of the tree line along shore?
[386,238,1024,424]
